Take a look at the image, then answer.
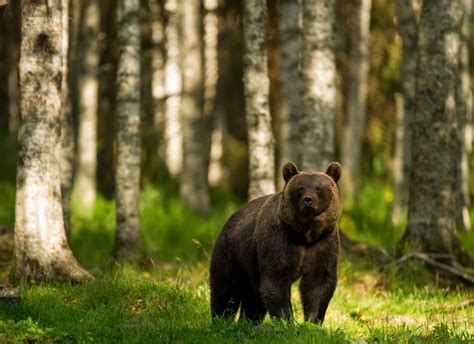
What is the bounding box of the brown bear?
[210,161,342,324]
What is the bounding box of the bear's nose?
[303,196,313,207]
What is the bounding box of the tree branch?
[384,251,474,285]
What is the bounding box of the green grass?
[0,183,473,343]
[1,258,472,343]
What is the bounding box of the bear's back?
[213,194,280,268]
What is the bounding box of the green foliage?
[340,181,404,250]
[70,195,116,268]
[0,317,70,343]
[0,182,15,226]
[340,180,474,256]
[139,184,239,261]
[70,184,240,267]
[459,230,474,257]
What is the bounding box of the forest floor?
[0,184,473,343]
[0,256,473,343]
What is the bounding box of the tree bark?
[114,0,143,259]
[15,0,92,283]
[208,0,238,190]
[162,0,183,177]
[203,0,219,123]
[60,0,75,238]
[180,0,211,215]
[0,12,8,134]
[340,0,371,200]
[405,0,465,258]
[243,0,275,200]
[97,0,118,199]
[6,0,20,135]
[277,0,300,189]
[455,0,472,232]
[300,0,337,172]
[204,0,224,187]
[73,0,100,212]
[208,113,226,187]
[150,0,165,129]
[392,0,418,227]
[203,0,219,180]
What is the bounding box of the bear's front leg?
[299,272,336,323]
[300,233,339,324]
[259,275,292,319]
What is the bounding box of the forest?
[0,0,473,342]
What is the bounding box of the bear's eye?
[297,186,304,194]
[315,186,323,195]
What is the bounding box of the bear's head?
[279,161,342,238]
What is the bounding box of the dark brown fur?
[210,162,342,324]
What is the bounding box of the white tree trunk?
[203,0,219,120]
[114,0,143,259]
[392,93,408,225]
[340,0,371,199]
[455,0,472,232]
[60,0,75,237]
[180,0,211,215]
[73,0,100,212]
[15,0,92,282]
[150,0,165,129]
[277,0,300,190]
[300,0,337,172]
[162,0,183,176]
[243,0,276,200]
[208,115,226,187]
[204,0,224,187]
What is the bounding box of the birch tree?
[5,0,20,135]
[455,0,472,232]
[163,0,183,176]
[114,0,143,259]
[15,0,92,282]
[180,0,211,215]
[60,0,75,237]
[243,0,275,200]
[300,0,336,171]
[204,0,224,187]
[392,0,419,226]
[73,0,100,212]
[277,0,300,189]
[405,0,467,261]
[340,0,371,200]
[150,0,165,128]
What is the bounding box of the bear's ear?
[282,162,299,183]
[325,162,341,183]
